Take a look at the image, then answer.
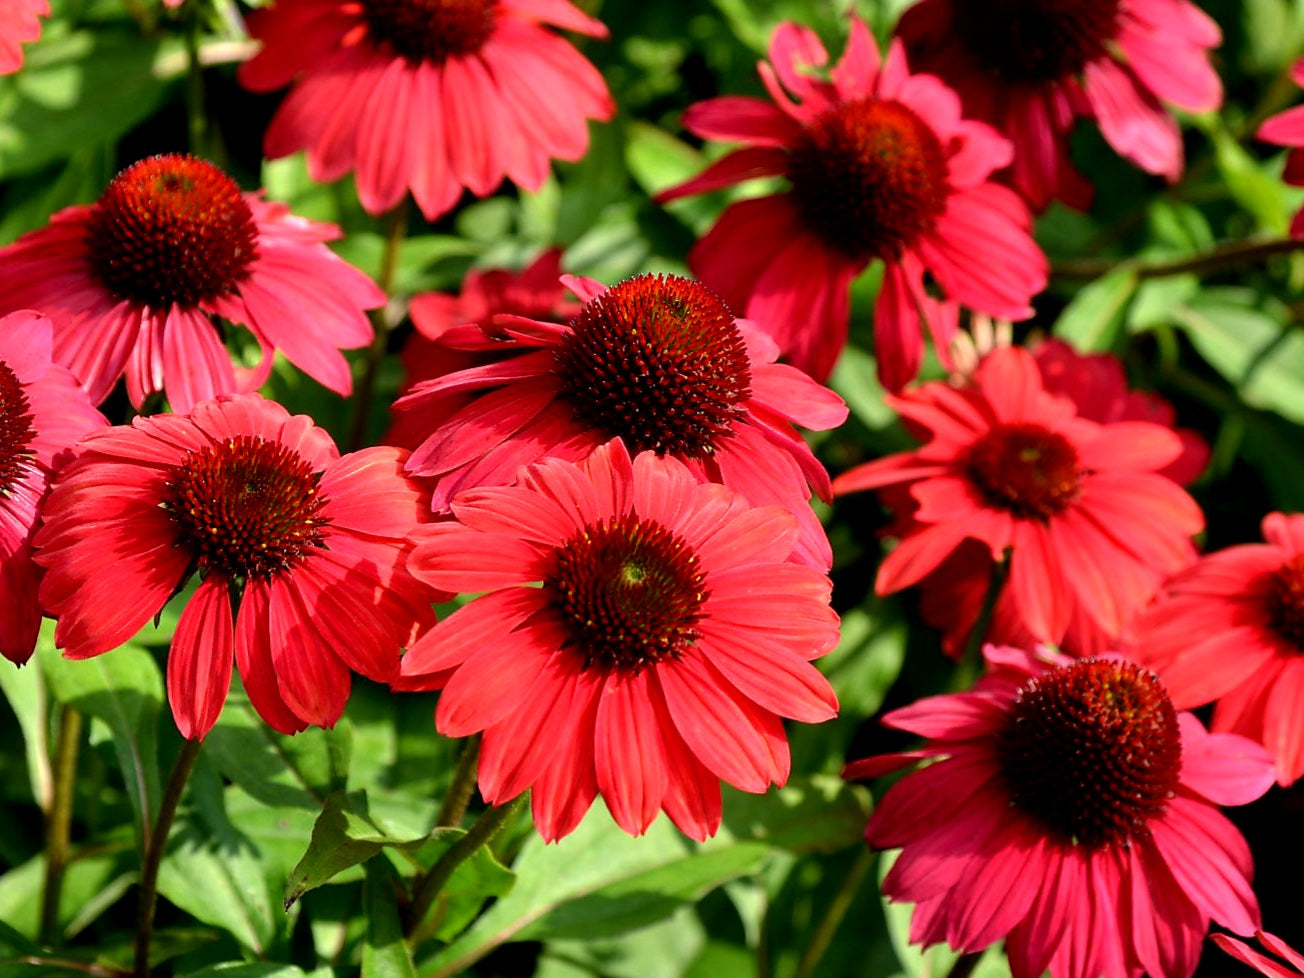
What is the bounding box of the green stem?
[789,846,875,978]
[184,3,207,156]
[40,707,84,944]
[435,735,481,829]
[133,738,202,978]
[404,794,526,942]
[943,951,983,978]
[347,200,410,451]
[1051,236,1304,282]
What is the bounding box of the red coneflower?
[897,0,1222,209]
[1127,512,1304,786]
[398,440,840,841]
[656,17,1046,388]
[34,393,436,739]
[848,645,1276,978]
[0,155,383,413]
[238,0,614,220]
[834,345,1202,647]
[910,338,1210,657]
[0,312,106,665]
[395,272,847,569]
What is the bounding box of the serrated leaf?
[719,777,870,854]
[284,790,430,909]
[35,638,161,837]
[1053,266,1138,351]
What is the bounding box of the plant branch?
[944,951,983,978]
[1051,236,1304,282]
[40,707,83,944]
[435,735,481,829]
[404,794,526,943]
[133,738,202,978]
[790,845,875,978]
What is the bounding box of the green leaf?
[421,794,834,975]
[1173,291,1304,425]
[1207,120,1292,234]
[284,790,429,909]
[0,653,50,808]
[790,606,906,775]
[156,813,279,954]
[405,830,515,943]
[362,861,417,978]
[180,964,327,978]
[719,777,870,855]
[35,638,161,838]
[0,845,132,941]
[0,29,176,177]
[204,695,347,810]
[1052,266,1138,351]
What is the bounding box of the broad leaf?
[36,638,161,839]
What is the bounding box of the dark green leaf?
[362,861,417,978]
[0,30,177,177]
[1052,266,1138,351]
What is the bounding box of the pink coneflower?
[833,345,1202,648]
[1257,59,1304,237]
[395,272,848,569]
[1216,931,1304,977]
[1127,512,1304,786]
[0,155,382,414]
[33,393,436,740]
[386,248,580,449]
[0,0,47,74]
[897,0,1222,210]
[0,312,107,665]
[398,439,839,842]
[238,0,614,221]
[655,18,1046,388]
[847,645,1276,978]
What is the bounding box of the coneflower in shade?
[394,272,848,569]
[897,0,1222,210]
[1216,932,1304,977]
[0,0,47,74]
[33,393,437,740]
[237,0,614,221]
[1126,513,1304,786]
[0,312,107,665]
[386,248,579,449]
[833,345,1203,649]
[908,338,1210,658]
[846,645,1276,978]
[398,440,839,842]
[1257,59,1304,237]
[0,154,383,414]
[655,17,1046,388]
